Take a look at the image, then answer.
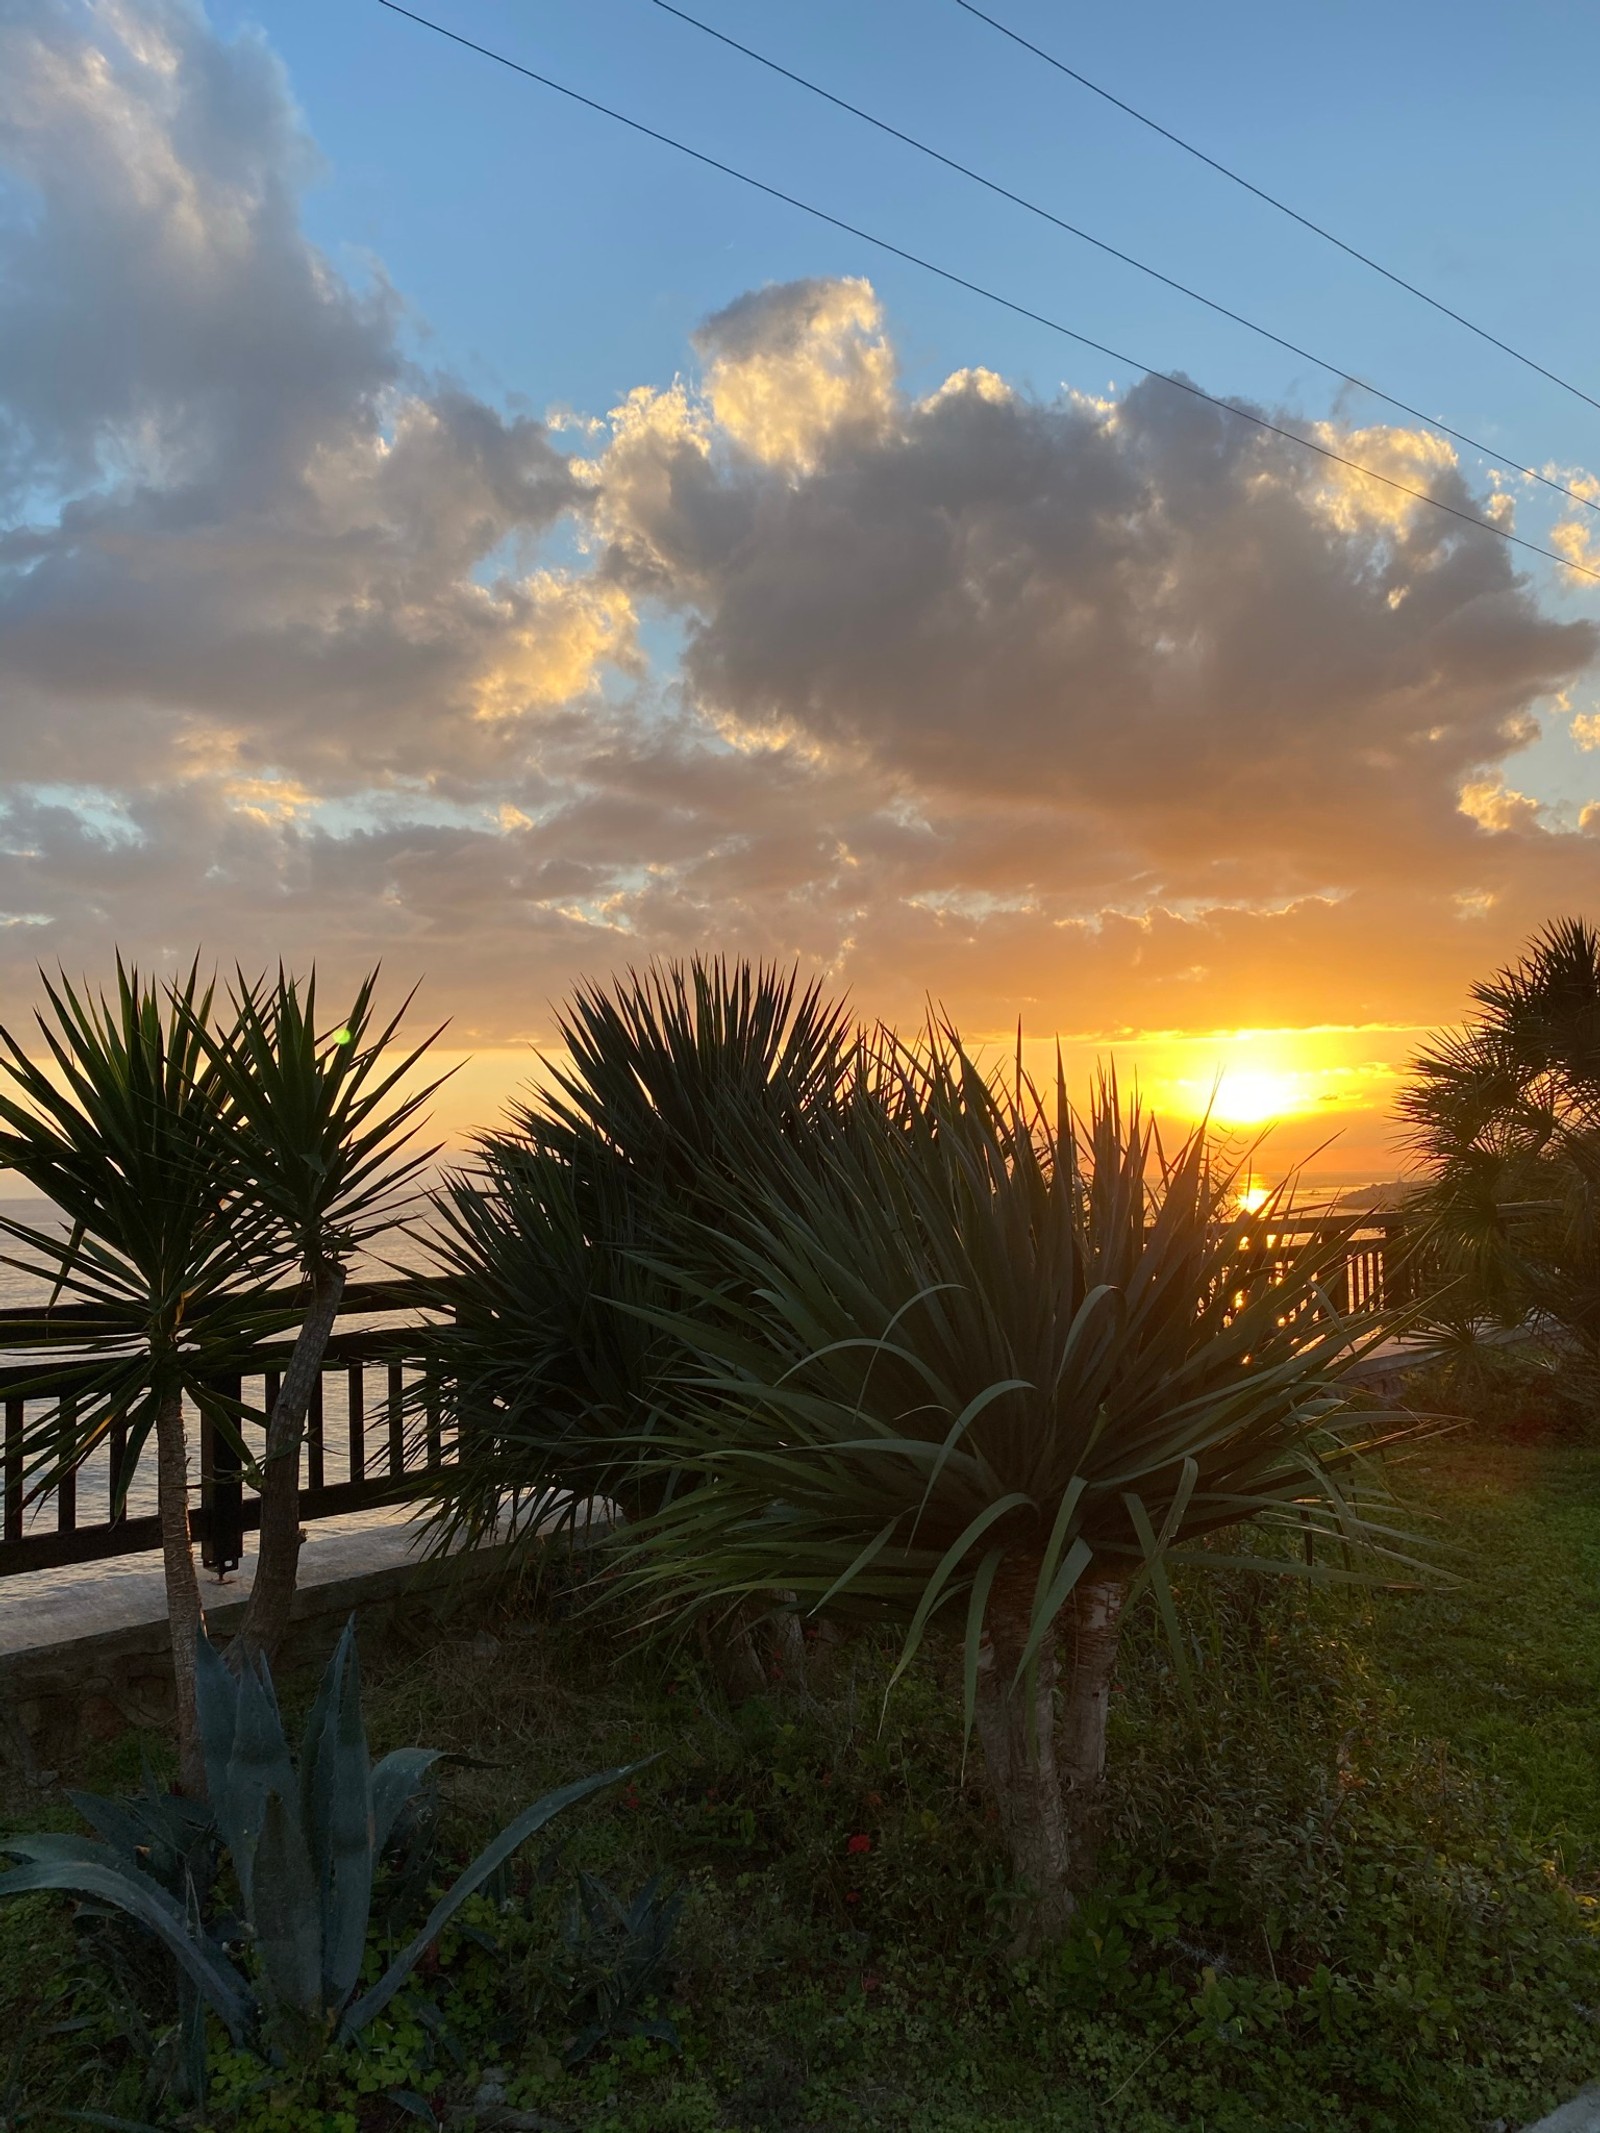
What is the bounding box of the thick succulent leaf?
[195,1631,243,1814]
[339,1763,636,2040]
[303,1623,375,2010]
[371,1748,446,1858]
[250,1786,323,2021]
[205,1639,296,1914]
[67,1786,212,1882]
[0,1856,253,2038]
[0,1831,124,1869]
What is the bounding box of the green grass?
[1373,1439,1600,1872]
[5,1437,1600,2131]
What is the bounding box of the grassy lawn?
[1375,1440,1600,1876]
[5,1436,1600,2132]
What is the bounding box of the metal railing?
[0,1278,448,1579]
[1230,1215,1419,1316]
[0,1216,1421,1581]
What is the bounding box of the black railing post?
[347,1362,365,1487]
[388,1362,405,1478]
[1380,1218,1410,1308]
[55,1394,77,1535]
[1338,1233,1354,1316]
[5,1397,23,1544]
[425,1365,441,1470]
[107,1413,128,1526]
[200,1376,244,1575]
[307,1373,325,1494]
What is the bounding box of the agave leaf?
[195,1631,243,1799]
[206,1640,296,1913]
[249,1786,323,2022]
[0,1832,124,1869]
[67,1785,212,1887]
[371,1748,446,1858]
[304,1624,376,2010]
[0,1856,253,2040]
[339,1763,637,2040]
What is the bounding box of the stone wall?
[1,1543,511,1775]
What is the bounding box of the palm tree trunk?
[155,1385,206,1796]
[232,1261,346,1670]
[972,1563,1130,1948]
[973,1559,1074,1950]
[1056,1571,1127,1881]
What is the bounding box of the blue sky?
[250,0,1600,505]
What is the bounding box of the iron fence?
[0,1278,447,1578]
[0,1217,1420,1581]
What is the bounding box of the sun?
[1210,1069,1305,1126]
[1237,1184,1271,1213]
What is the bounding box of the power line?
[648,0,1600,522]
[373,0,1600,588]
[950,0,1600,419]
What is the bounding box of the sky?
[4,0,1600,1182]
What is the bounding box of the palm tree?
[614,1034,1419,1944]
[1400,917,1600,1379]
[422,959,857,1554]
[195,969,447,1667]
[0,966,287,1791]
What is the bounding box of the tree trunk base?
[155,1387,206,1795]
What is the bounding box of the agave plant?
[615,1033,1422,1943]
[421,959,858,1554]
[0,1621,633,2067]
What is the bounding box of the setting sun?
[1210,1069,1307,1126]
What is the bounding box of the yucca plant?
[0,1621,633,2080]
[425,1133,667,1550]
[0,964,291,1791]
[190,969,448,1667]
[422,959,857,1553]
[615,1034,1421,1943]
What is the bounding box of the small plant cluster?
[0,1620,677,2128]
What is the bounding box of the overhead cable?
[648,0,1599,520]
[374,1,1600,587]
[950,0,1600,418]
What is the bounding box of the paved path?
[0,1508,436,1658]
[1524,2090,1600,2132]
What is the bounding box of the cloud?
[592,300,1591,905]
[2,0,1599,1110]
[0,0,614,794]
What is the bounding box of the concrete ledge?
[0,1514,511,1772]
[1523,2088,1600,2132]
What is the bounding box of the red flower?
[845,1889,861,1904]
[847,1833,872,1855]
[862,1972,882,1993]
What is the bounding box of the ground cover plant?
[4,1434,1600,2131]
